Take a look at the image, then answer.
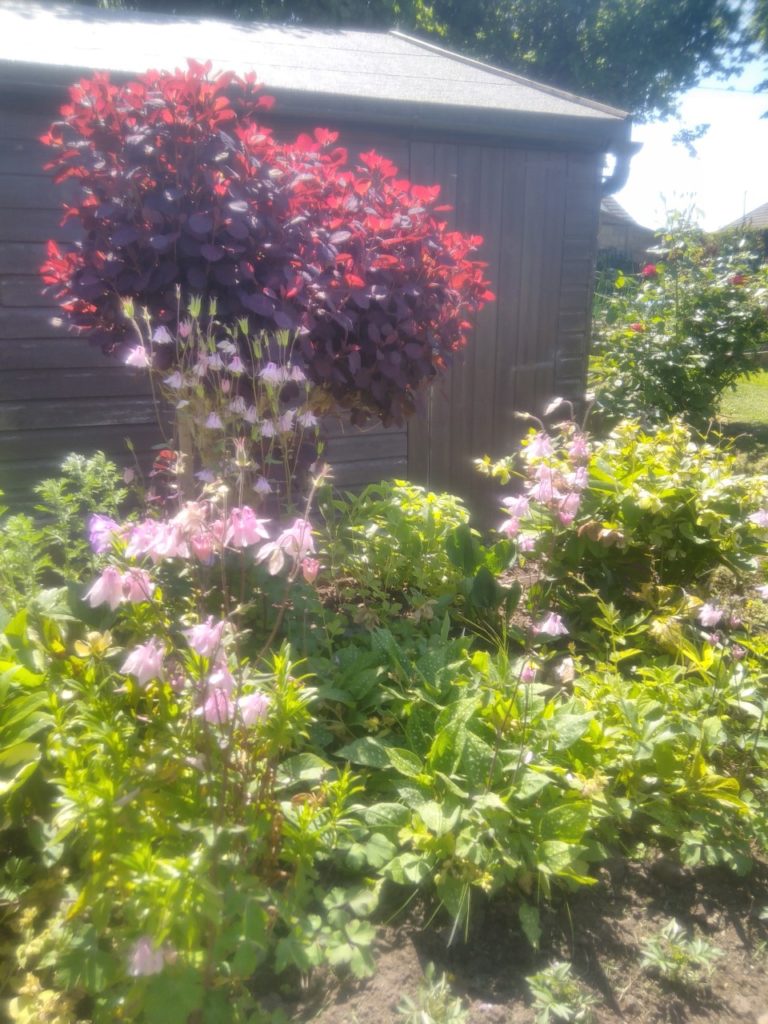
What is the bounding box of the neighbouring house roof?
[599,196,652,228]
[0,0,630,148]
[722,201,768,232]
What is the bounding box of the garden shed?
[0,0,634,509]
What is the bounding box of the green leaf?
[336,736,392,768]
[519,902,541,950]
[539,801,591,842]
[385,747,423,779]
[445,524,482,574]
[144,968,204,1024]
[276,753,332,787]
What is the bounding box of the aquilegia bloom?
[121,638,165,686]
[184,617,226,658]
[238,691,270,726]
[85,566,124,611]
[87,513,119,554]
[128,937,165,977]
[698,603,723,628]
[534,612,569,637]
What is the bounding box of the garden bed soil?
[301,858,768,1024]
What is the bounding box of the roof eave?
[0,57,631,152]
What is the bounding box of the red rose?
[629,322,645,332]
[641,264,658,279]
[728,273,746,286]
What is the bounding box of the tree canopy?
[66,0,750,119]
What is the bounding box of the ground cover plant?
[2,60,768,1024]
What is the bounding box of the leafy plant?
[526,960,598,1023]
[589,218,768,428]
[397,962,469,1024]
[42,63,493,426]
[640,918,722,986]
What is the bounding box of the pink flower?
[207,663,235,696]
[200,688,232,724]
[521,661,537,683]
[164,371,184,389]
[254,476,272,495]
[301,557,320,584]
[121,639,165,686]
[244,405,259,424]
[205,412,223,430]
[256,518,314,575]
[756,584,768,600]
[297,409,318,429]
[748,510,768,528]
[568,434,590,463]
[124,345,151,368]
[189,530,215,564]
[534,612,569,637]
[128,937,164,977]
[628,322,645,333]
[184,617,226,658]
[238,691,270,726]
[566,466,588,491]
[207,353,224,371]
[259,361,287,385]
[152,326,173,344]
[529,478,558,504]
[502,495,530,518]
[124,520,160,560]
[289,364,307,383]
[229,396,247,415]
[228,355,245,374]
[278,410,295,434]
[85,566,124,611]
[731,644,746,661]
[261,420,277,438]
[518,533,537,552]
[500,517,521,538]
[698,603,723,628]
[178,319,192,339]
[88,514,119,554]
[523,432,553,460]
[122,568,155,604]
[557,491,581,525]
[226,506,270,548]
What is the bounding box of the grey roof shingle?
[0,0,628,144]
[722,201,768,232]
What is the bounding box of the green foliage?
[480,418,768,619]
[640,919,722,985]
[0,455,127,613]
[397,962,469,1024]
[590,222,768,428]
[526,961,598,1023]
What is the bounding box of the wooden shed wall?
[0,91,601,511]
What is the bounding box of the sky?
[614,59,768,231]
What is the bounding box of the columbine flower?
[518,533,537,552]
[277,410,295,434]
[568,434,590,463]
[289,364,306,383]
[128,937,165,977]
[124,345,151,368]
[229,396,247,415]
[534,612,569,637]
[228,355,245,374]
[261,420,277,438]
[757,584,768,600]
[500,517,521,538]
[259,362,287,385]
[200,688,232,724]
[121,639,165,686]
[207,663,235,696]
[502,495,530,519]
[85,566,125,610]
[207,353,224,371]
[244,405,259,424]
[566,466,588,491]
[226,506,270,548]
[731,644,746,661]
[184,618,226,658]
[256,518,314,575]
[152,326,173,344]
[122,569,155,604]
[523,432,553,460]
[698,603,723,628]
[88,514,119,554]
[254,476,272,495]
[521,661,537,683]
[238,691,270,726]
[301,557,320,584]
[748,510,768,528]
[556,657,575,683]
[178,318,192,339]
[558,491,581,525]
[297,409,318,429]
[164,371,184,389]
[204,412,223,430]
[529,477,558,504]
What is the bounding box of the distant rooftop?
[722,201,768,232]
[0,0,629,145]
[600,196,654,230]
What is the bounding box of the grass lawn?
[716,369,768,466]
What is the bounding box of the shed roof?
[722,201,768,232]
[0,0,629,148]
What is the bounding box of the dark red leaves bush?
[42,63,494,425]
